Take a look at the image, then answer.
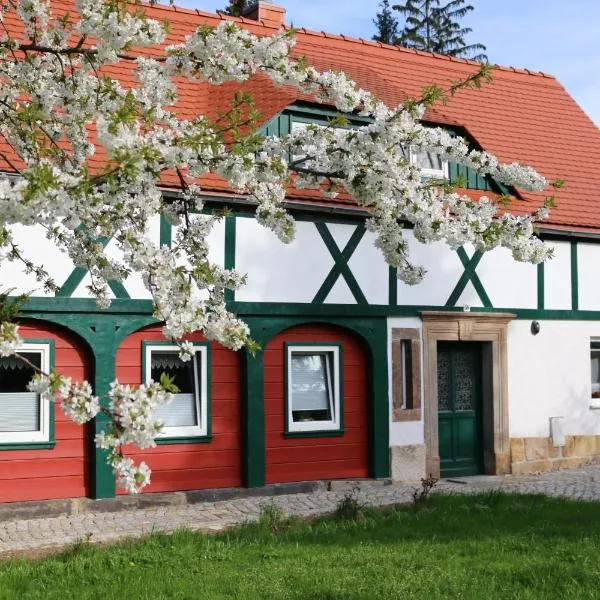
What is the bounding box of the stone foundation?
[510,435,600,475]
[391,444,426,481]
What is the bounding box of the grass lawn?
[1,492,600,599]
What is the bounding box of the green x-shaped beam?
[445,247,492,308]
[57,236,130,299]
[313,223,367,305]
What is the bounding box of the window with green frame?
[285,343,343,433]
[143,342,210,439]
[0,341,54,446]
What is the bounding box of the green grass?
[1,492,600,599]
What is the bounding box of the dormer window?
[400,146,447,179]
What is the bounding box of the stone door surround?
[421,311,515,478]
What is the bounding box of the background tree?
[373,0,400,45]
[394,0,488,61]
[220,0,257,17]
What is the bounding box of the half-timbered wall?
[1,321,91,503]
[263,323,369,484]
[115,325,243,493]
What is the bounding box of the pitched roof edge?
[141,1,555,80]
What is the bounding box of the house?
[1,0,600,505]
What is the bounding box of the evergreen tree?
[393,0,487,61]
[220,0,257,17]
[373,0,400,45]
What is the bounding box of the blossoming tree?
[0,0,557,492]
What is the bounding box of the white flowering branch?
[0,0,559,492]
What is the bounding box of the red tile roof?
[3,1,600,231]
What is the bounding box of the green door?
[437,341,483,477]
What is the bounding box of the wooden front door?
[437,341,483,477]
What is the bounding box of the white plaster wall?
[347,230,389,305]
[71,215,164,299]
[544,241,571,310]
[396,232,463,306]
[477,246,537,309]
[387,317,424,447]
[235,217,334,303]
[507,320,600,437]
[0,224,75,297]
[578,243,600,311]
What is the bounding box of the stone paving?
[2,465,600,558]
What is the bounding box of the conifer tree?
[394,0,487,61]
[221,0,256,17]
[373,0,400,45]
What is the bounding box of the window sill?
[0,441,55,450]
[155,435,212,445]
[589,400,600,410]
[392,408,422,422]
[284,429,345,439]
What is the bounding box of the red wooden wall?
[264,324,369,484]
[0,320,91,503]
[115,325,242,494]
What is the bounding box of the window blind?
[0,392,40,432]
[155,393,198,428]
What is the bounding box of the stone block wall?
[510,435,600,474]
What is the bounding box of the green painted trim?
[284,430,345,439]
[0,338,56,449]
[141,340,212,443]
[21,297,155,314]
[56,235,130,299]
[155,436,213,445]
[107,280,130,300]
[313,223,367,304]
[571,241,579,311]
[0,442,56,450]
[224,216,236,304]
[57,266,87,298]
[283,341,344,437]
[446,248,492,308]
[159,215,172,248]
[241,344,265,488]
[537,263,545,311]
[389,267,397,306]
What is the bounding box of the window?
[0,341,53,445]
[286,344,342,433]
[391,329,422,421]
[591,341,600,405]
[143,343,209,439]
[400,146,447,179]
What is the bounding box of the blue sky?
[177,0,600,126]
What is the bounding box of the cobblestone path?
[2,465,600,557]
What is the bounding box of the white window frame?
[590,340,600,409]
[286,345,341,433]
[409,148,448,179]
[144,344,208,438]
[0,342,51,444]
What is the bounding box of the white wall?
[477,246,537,309]
[544,241,571,310]
[387,317,424,447]
[0,224,74,297]
[507,320,600,437]
[578,242,600,311]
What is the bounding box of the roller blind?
[0,392,40,432]
[155,393,198,427]
[290,353,331,411]
[151,350,200,428]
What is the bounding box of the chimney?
[243,1,286,28]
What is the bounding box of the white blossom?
[0,1,557,492]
